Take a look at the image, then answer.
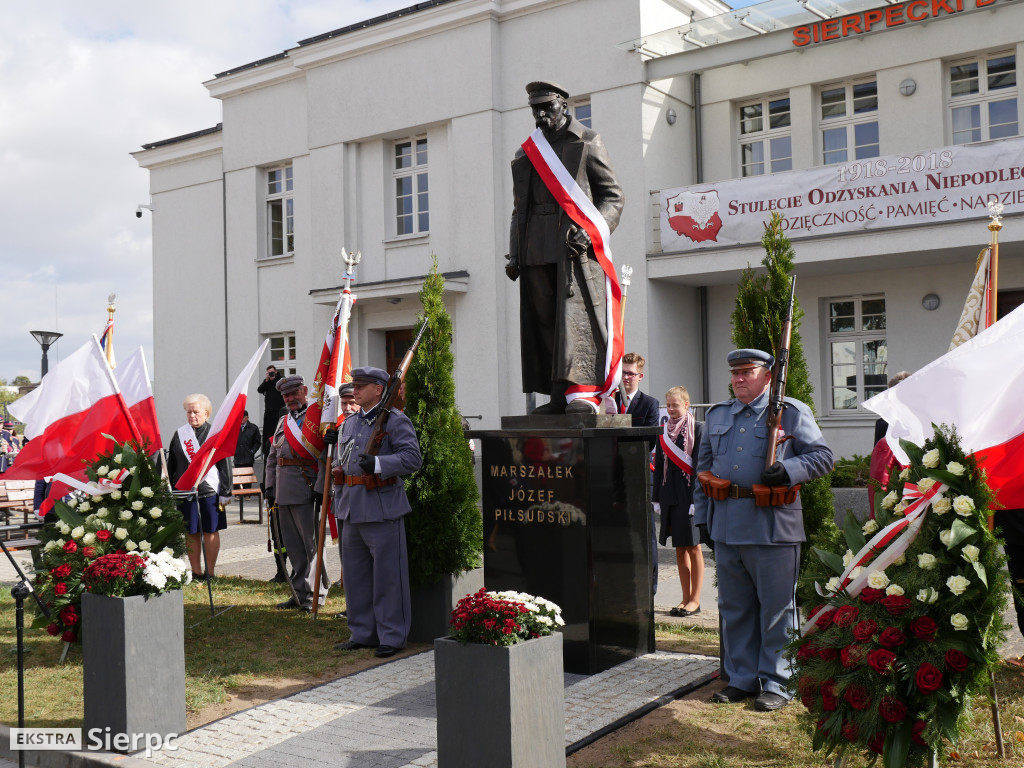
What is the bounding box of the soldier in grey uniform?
[693,349,833,711]
[264,374,328,612]
[333,367,421,658]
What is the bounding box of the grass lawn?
[3,578,1023,766]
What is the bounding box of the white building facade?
[134,0,1023,460]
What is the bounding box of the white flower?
[950,613,969,630]
[114,527,128,541]
[131,500,144,511]
[96,509,109,519]
[161,547,173,555]
[140,487,154,498]
[922,449,940,468]
[862,519,879,535]
[893,501,908,517]
[120,510,133,521]
[917,477,937,494]
[150,507,163,519]
[899,468,911,481]
[83,532,96,545]
[933,497,952,515]
[961,545,980,563]
[125,540,138,551]
[113,453,123,464]
[96,465,109,476]
[850,566,865,580]
[953,495,975,516]
[881,491,899,510]
[893,553,906,566]
[842,549,855,568]
[143,569,167,590]
[939,529,953,547]
[867,570,890,589]
[946,574,971,596]
[946,461,966,476]
[918,553,938,570]
[139,541,152,552]
[110,490,122,500]
[44,540,59,552]
[106,468,120,478]
[78,502,91,513]
[917,588,939,604]
[71,526,85,540]
[66,498,78,509]
[91,495,102,503]
[826,576,842,593]
[885,584,905,596]
[58,522,71,535]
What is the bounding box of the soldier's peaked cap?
[727,348,775,370]
[276,374,305,393]
[526,80,569,104]
[339,382,355,396]
[351,366,389,387]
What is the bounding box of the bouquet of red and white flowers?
[449,588,564,646]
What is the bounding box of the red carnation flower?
[833,605,859,628]
[61,629,77,643]
[880,594,912,616]
[915,662,943,693]
[852,619,878,642]
[821,679,838,711]
[909,615,937,642]
[912,719,928,746]
[59,605,79,625]
[867,648,897,675]
[800,691,816,709]
[53,582,68,596]
[95,529,112,542]
[843,684,871,711]
[815,608,835,630]
[945,649,969,673]
[51,563,72,578]
[46,623,60,636]
[818,646,839,662]
[840,643,867,668]
[878,627,906,649]
[879,695,908,723]
[797,642,818,662]
[868,732,886,754]
[841,719,860,742]
[859,587,884,604]
[82,546,96,558]
[62,540,78,554]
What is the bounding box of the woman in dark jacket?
[653,386,704,617]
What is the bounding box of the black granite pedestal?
[472,415,659,674]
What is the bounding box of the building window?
[949,52,1018,144]
[826,296,887,412]
[394,136,428,236]
[266,165,294,258]
[738,96,792,177]
[820,80,879,165]
[572,100,592,129]
[268,334,297,376]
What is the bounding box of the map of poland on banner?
[665,190,723,244]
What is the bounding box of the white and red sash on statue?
[176,424,220,492]
[284,413,318,464]
[800,480,948,636]
[521,127,623,409]
[659,424,693,476]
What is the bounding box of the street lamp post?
[30,331,63,379]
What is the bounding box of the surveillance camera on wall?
[136,204,152,218]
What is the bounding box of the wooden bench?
[0,479,35,528]
[232,467,264,524]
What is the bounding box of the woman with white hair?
[166,393,233,580]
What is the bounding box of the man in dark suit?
[506,80,625,414]
[614,352,660,430]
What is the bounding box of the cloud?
[0,0,409,383]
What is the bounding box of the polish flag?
[174,340,269,491]
[863,301,1024,509]
[116,347,162,449]
[6,337,141,482]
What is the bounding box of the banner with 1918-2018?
[659,136,1024,252]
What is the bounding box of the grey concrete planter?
[82,590,186,748]
[435,632,565,768]
[409,567,485,643]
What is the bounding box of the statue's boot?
[531,383,568,414]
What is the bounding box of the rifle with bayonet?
[364,319,429,457]
[753,275,798,507]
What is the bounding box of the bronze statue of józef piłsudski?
[506,80,624,414]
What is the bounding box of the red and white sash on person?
[176,424,220,491]
[284,413,318,464]
[521,127,623,409]
[659,424,693,476]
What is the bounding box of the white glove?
[688,503,696,516]
[652,502,661,514]
[219,496,233,507]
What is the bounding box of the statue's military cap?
[526,80,569,105]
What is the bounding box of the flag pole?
[103,293,117,369]
[987,200,1002,328]
[312,248,360,620]
[91,335,142,444]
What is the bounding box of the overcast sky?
[1,0,752,384]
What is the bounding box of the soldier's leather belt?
[727,485,755,499]
[278,458,316,467]
[343,475,397,489]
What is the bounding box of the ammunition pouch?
[752,484,801,507]
[698,471,730,501]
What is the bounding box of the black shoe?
[374,645,400,658]
[334,639,374,651]
[270,573,287,584]
[754,692,789,711]
[681,606,701,617]
[276,599,300,610]
[334,611,347,619]
[711,686,756,704]
[669,606,683,617]
[299,605,312,614]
